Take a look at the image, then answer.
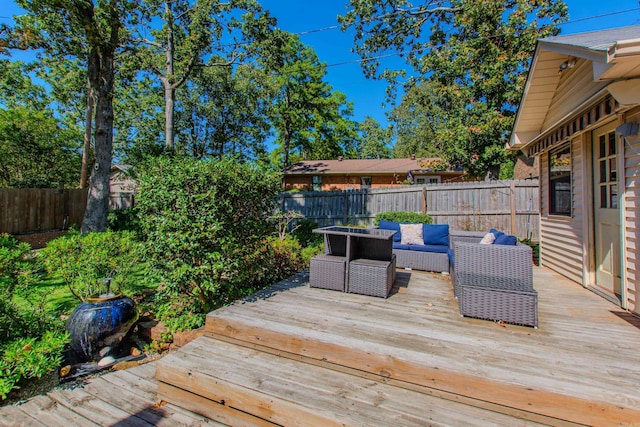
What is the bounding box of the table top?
[313,226,396,240]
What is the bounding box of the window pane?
[601,186,607,208]
[609,158,617,182]
[610,185,617,209]
[600,160,607,183]
[549,145,572,215]
[599,135,606,158]
[609,132,616,155]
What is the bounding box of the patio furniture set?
[310,224,537,328]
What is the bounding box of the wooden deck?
[3,267,640,426]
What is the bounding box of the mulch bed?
[13,230,68,249]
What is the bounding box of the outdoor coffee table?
[311,226,396,296]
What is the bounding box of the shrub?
[41,230,143,301]
[292,219,322,247]
[136,156,281,312]
[0,331,68,400]
[107,207,141,235]
[242,237,306,291]
[374,211,433,225]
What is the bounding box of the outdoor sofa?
[450,229,537,328]
[377,221,537,327]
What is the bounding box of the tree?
[254,30,357,167]
[132,0,262,150]
[177,61,271,160]
[340,0,567,177]
[0,107,81,188]
[354,116,392,159]
[11,0,135,233]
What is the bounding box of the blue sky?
[3,0,640,128]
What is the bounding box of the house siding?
[542,59,608,131]
[623,108,640,315]
[539,137,585,284]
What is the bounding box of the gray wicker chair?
[451,235,537,328]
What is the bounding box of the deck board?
[3,267,640,426]
[0,363,224,427]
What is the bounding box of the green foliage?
[374,211,433,225]
[253,29,358,167]
[292,219,322,247]
[136,156,281,311]
[0,331,68,400]
[154,296,206,335]
[340,0,568,177]
[354,116,392,159]
[244,237,306,290]
[107,207,141,234]
[300,241,324,265]
[41,230,143,302]
[0,107,81,188]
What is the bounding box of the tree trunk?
[81,48,114,234]
[165,83,175,150]
[80,84,93,189]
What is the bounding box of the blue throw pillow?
[490,228,505,239]
[494,234,517,245]
[422,224,449,246]
[379,220,402,242]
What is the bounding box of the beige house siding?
[623,108,640,314]
[539,139,585,284]
[542,59,608,131]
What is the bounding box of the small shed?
[509,25,640,315]
[109,164,136,210]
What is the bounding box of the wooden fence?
[278,179,540,241]
[0,188,87,234]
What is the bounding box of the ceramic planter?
[66,294,138,362]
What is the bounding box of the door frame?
[587,118,627,308]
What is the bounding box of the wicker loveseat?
[377,220,452,272]
[449,230,537,328]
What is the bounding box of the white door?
[592,123,622,299]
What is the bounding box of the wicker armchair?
[450,234,537,328]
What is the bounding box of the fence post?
[422,186,427,214]
[510,181,517,235]
[343,191,349,225]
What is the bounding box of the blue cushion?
[393,242,449,253]
[379,220,401,242]
[494,234,517,245]
[447,248,455,267]
[490,228,505,239]
[423,224,449,246]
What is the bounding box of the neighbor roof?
[282,158,461,175]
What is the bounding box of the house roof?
[282,158,462,175]
[509,25,640,152]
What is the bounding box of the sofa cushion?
[393,242,449,254]
[447,248,455,267]
[494,234,517,245]
[480,232,496,244]
[490,228,505,239]
[400,223,424,245]
[379,220,402,242]
[422,224,449,246]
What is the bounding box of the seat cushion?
[393,243,449,254]
[422,224,449,246]
[447,248,455,267]
[494,234,517,245]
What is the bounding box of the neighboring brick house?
[282,156,466,191]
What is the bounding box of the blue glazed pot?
[66,294,138,362]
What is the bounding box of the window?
[598,131,618,209]
[415,176,440,185]
[312,175,322,191]
[549,144,571,215]
[360,176,372,189]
